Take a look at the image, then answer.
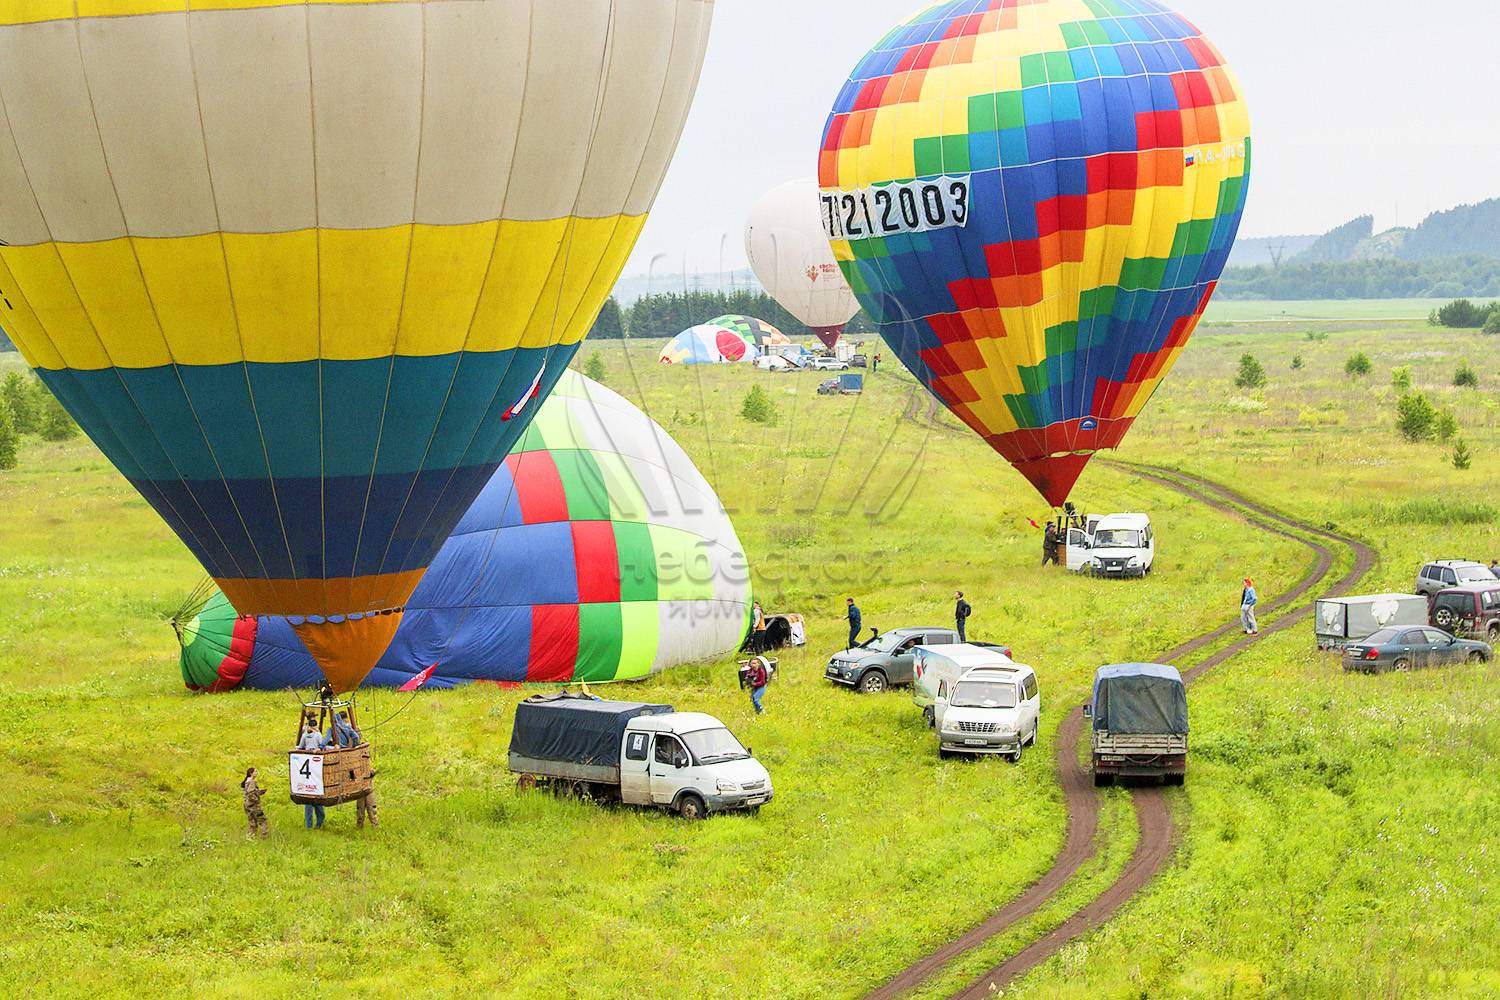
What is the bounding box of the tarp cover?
[1092,663,1188,735]
[509,694,673,767]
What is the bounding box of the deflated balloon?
[745,179,862,349]
[820,0,1249,505]
[0,0,715,690]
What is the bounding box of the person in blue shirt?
[1240,578,1259,635]
[329,711,362,749]
[295,723,329,829]
[845,598,862,649]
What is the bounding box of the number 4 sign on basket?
[290,753,324,797]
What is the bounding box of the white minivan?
[1068,512,1154,577]
[913,642,1014,728]
[934,664,1041,762]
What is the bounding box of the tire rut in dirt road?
[860,463,1372,1000]
[947,465,1375,999]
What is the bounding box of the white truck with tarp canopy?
[1085,663,1188,786]
[1314,593,1430,650]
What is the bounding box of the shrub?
[1,372,39,435]
[582,350,606,384]
[1390,366,1412,391]
[1435,408,1458,442]
[1485,310,1500,335]
[740,384,778,425]
[1430,299,1491,329]
[38,393,77,442]
[1304,331,1328,342]
[1290,355,1304,371]
[1234,353,1266,389]
[1454,359,1479,388]
[0,396,16,470]
[1396,391,1436,441]
[1344,352,1372,377]
[1452,439,1472,471]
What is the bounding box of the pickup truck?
[825,627,958,693]
[1084,663,1187,786]
[508,694,773,819]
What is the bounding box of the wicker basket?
[288,744,373,806]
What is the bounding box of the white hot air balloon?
[745,179,860,349]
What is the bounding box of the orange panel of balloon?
[819,0,1250,505]
[0,0,715,691]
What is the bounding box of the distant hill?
[1227,234,1318,268]
[1295,215,1373,263]
[1398,198,1500,261]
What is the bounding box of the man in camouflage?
[356,778,379,829]
[241,767,268,838]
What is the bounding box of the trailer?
[1315,593,1429,650]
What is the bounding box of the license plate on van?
[746,796,766,806]
[963,738,986,746]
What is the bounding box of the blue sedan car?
[1343,626,1491,673]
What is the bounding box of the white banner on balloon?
[820,176,971,242]
[290,754,325,797]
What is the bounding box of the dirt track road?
[864,463,1376,1000]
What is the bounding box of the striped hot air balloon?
[0,0,715,691]
[819,0,1249,505]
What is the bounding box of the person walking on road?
[845,598,862,649]
[1240,578,1259,635]
[746,656,770,715]
[954,591,972,643]
[241,767,268,839]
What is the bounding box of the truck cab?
[1075,513,1154,577]
[933,663,1040,762]
[620,713,773,819]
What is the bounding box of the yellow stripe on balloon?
[2,0,413,26]
[2,214,641,370]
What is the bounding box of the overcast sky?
[625,0,1500,275]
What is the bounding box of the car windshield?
[682,727,749,763]
[1093,528,1142,548]
[1457,566,1496,583]
[1364,628,1401,644]
[951,680,1019,709]
[866,632,908,652]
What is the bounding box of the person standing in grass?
[1042,522,1059,566]
[845,597,862,649]
[241,767,268,839]
[356,779,379,830]
[746,656,770,716]
[1240,578,1259,635]
[296,723,329,829]
[750,600,767,653]
[954,591,972,643]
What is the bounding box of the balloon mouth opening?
[1048,449,1098,459]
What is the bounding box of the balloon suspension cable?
[364,688,420,734]
[167,576,220,639]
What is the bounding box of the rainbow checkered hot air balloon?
[0,1,714,692]
[820,0,1250,505]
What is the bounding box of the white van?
[1068,512,1154,577]
[934,664,1041,762]
[913,643,1014,728]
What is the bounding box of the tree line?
[589,290,877,341]
[1217,255,1500,300]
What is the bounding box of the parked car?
[933,663,1040,762]
[816,378,841,395]
[826,627,1010,693]
[1315,593,1430,650]
[912,641,1016,726]
[809,356,849,371]
[1068,512,1155,577]
[1416,560,1497,598]
[1343,627,1491,673]
[1085,664,1188,786]
[1429,583,1500,641]
[508,694,772,818]
[849,354,868,368]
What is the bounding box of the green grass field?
[2,314,1498,998]
[1201,298,1453,323]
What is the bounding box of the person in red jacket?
[746,657,770,715]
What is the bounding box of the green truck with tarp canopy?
[1084,663,1188,786]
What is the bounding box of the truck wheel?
[1469,651,1486,665]
[938,748,951,761]
[1025,722,1038,747]
[1169,773,1186,786]
[859,671,888,694]
[1435,608,1455,628]
[923,706,935,729]
[1393,657,1412,672]
[516,775,537,794]
[1093,772,1113,788]
[1010,745,1023,764]
[676,793,707,821]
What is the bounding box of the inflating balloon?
[177,372,752,692]
[659,324,759,365]
[745,180,862,349]
[820,0,1250,505]
[0,1,714,691]
[708,315,791,351]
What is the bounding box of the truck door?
[1066,528,1091,572]
[888,637,920,685]
[934,679,951,729]
[620,730,652,805]
[650,734,689,805]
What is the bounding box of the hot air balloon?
[659,324,759,365]
[746,179,862,349]
[708,314,791,351]
[0,0,715,693]
[176,371,751,692]
[819,0,1250,505]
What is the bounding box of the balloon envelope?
[745,179,861,349]
[0,0,714,690]
[820,0,1249,505]
[178,371,752,691]
[659,324,758,365]
[708,314,790,350]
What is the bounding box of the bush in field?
[38,393,77,442]
[1396,391,1437,441]
[740,384,778,426]
[1454,359,1479,388]
[1429,299,1492,329]
[1344,352,1372,377]
[1390,366,1412,391]
[1452,438,1472,470]
[1435,408,1458,442]
[1485,310,1500,335]
[1304,331,1328,342]
[1290,355,1304,371]
[582,350,607,384]
[1234,354,1266,389]
[1,372,40,435]
[0,396,16,470]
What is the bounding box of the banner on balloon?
[819,177,972,241]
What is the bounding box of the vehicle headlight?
[943,718,963,732]
[716,780,741,793]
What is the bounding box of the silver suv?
[1416,560,1497,598]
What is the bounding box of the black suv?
[1429,583,1500,641]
